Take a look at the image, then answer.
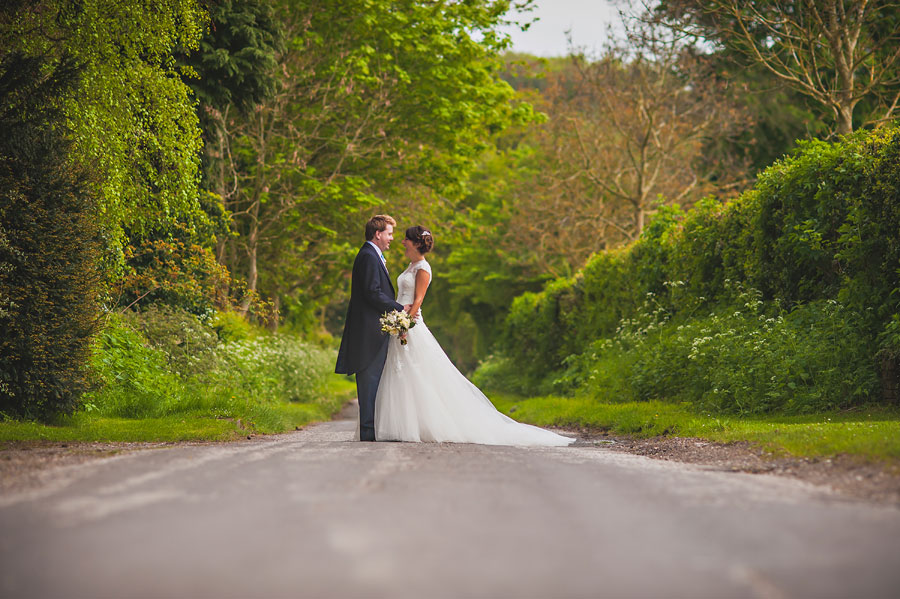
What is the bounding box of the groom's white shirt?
[366,240,389,275]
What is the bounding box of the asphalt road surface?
[2,407,899,598]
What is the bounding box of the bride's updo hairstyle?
[405,225,434,254]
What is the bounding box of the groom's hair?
[365,215,396,240]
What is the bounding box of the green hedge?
[0,54,102,419]
[85,309,334,429]
[500,204,684,377]
[486,127,900,412]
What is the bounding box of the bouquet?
[380,309,416,345]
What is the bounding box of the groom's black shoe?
[360,429,376,442]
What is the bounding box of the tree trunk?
[836,102,855,136]
[213,124,230,282]
[228,235,238,284]
[215,235,227,265]
[830,5,857,137]
[239,204,260,316]
[239,119,267,318]
[239,237,257,316]
[269,295,280,333]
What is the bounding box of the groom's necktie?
[379,251,388,273]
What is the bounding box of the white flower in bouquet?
[380,309,416,345]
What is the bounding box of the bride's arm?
[410,269,431,320]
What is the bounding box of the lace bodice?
[397,259,431,305]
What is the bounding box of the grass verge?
[489,393,900,462]
[0,375,356,444]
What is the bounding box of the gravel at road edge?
[569,427,900,505]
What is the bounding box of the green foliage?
[3,0,209,264]
[724,128,900,324]
[502,277,577,375]
[304,0,535,185]
[498,205,685,379]
[215,0,540,329]
[490,127,900,413]
[204,334,331,406]
[211,310,257,343]
[424,144,552,371]
[578,288,878,415]
[116,222,233,318]
[178,0,281,115]
[0,52,102,419]
[831,129,900,327]
[488,392,900,461]
[87,314,184,419]
[86,310,334,427]
[123,305,219,373]
[471,355,541,396]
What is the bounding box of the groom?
[335,215,409,441]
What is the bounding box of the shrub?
[499,204,684,386]
[471,354,543,396]
[833,128,900,326]
[86,310,333,420]
[487,126,900,409]
[123,305,219,374]
[202,335,332,405]
[578,286,878,414]
[502,278,575,378]
[116,221,232,319]
[0,53,102,419]
[211,309,257,343]
[87,314,183,418]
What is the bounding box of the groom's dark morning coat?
[335,243,403,375]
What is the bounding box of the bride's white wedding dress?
[373,259,574,446]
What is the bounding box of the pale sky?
[497,0,625,57]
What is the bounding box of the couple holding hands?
[335,214,573,447]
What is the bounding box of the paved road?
[2,410,899,599]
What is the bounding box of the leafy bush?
[501,204,684,382]
[123,305,219,374]
[502,278,576,376]
[576,284,878,414]
[202,335,332,406]
[0,53,102,419]
[471,354,543,396]
[211,309,257,343]
[86,310,333,423]
[116,230,231,319]
[487,126,900,411]
[832,129,900,325]
[87,314,184,418]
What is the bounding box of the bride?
[373,226,574,447]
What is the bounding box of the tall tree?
[544,17,748,241]
[0,52,102,418]
[423,34,749,367]
[655,0,900,135]
[2,0,209,267]
[177,0,282,269]
[217,0,537,323]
